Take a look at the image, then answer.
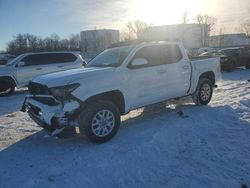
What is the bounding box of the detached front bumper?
[21,95,80,136]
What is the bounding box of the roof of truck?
[220,47,244,51]
[108,39,182,49]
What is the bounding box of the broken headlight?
[50,83,79,101]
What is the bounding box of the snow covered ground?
[0,68,249,188]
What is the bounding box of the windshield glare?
[86,46,134,68]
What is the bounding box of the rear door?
[164,44,192,98]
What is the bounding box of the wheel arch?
[199,71,215,85]
[83,90,126,115]
[0,76,17,87]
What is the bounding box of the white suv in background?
[0,51,85,96]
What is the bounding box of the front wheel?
[79,100,120,143]
[0,78,15,97]
[192,78,213,106]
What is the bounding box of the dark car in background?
[218,47,250,72]
[0,54,16,65]
[199,47,250,72]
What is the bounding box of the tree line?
[6,33,80,55]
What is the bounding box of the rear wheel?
[0,78,15,97]
[79,100,120,143]
[192,78,213,106]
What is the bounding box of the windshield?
[218,49,238,56]
[200,51,219,56]
[6,54,25,66]
[86,45,134,68]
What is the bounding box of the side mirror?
[131,58,148,67]
[18,61,25,67]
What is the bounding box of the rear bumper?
[21,95,80,135]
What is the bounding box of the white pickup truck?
[22,41,221,143]
[0,51,85,96]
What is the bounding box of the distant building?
[139,24,209,51]
[209,33,250,48]
[80,29,119,58]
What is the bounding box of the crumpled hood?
[32,67,115,88]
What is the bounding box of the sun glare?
[131,0,206,25]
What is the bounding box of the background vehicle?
[22,40,221,143]
[0,59,8,65]
[199,51,218,57]
[0,54,16,65]
[217,47,250,71]
[198,47,216,55]
[0,51,86,96]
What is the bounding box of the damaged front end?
[21,82,82,138]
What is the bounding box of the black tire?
[226,62,234,72]
[192,78,213,106]
[79,100,120,143]
[0,78,15,97]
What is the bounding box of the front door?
[127,45,167,109]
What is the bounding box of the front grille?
[31,96,59,106]
[28,82,50,95]
[27,103,41,117]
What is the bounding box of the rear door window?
[22,54,43,66]
[22,53,77,66]
[48,53,77,64]
[159,44,183,64]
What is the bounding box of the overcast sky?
[0,0,249,51]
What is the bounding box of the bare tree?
[25,34,39,51]
[6,33,81,55]
[16,34,28,53]
[80,32,89,53]
[241,20,250,37]
[240,8,250,37]
[123,20,152,40]
[120,28,134,41]
[50,34,60,49]
[194,14,217,46]
[6,41,17,55]
[69,34,80,50]
[180,10,190,24]
[60,39,70,50]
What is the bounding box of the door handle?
[36,68,42,70]
[157,69,166,74]
[182,65,190,69]
[58,65,64,68]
